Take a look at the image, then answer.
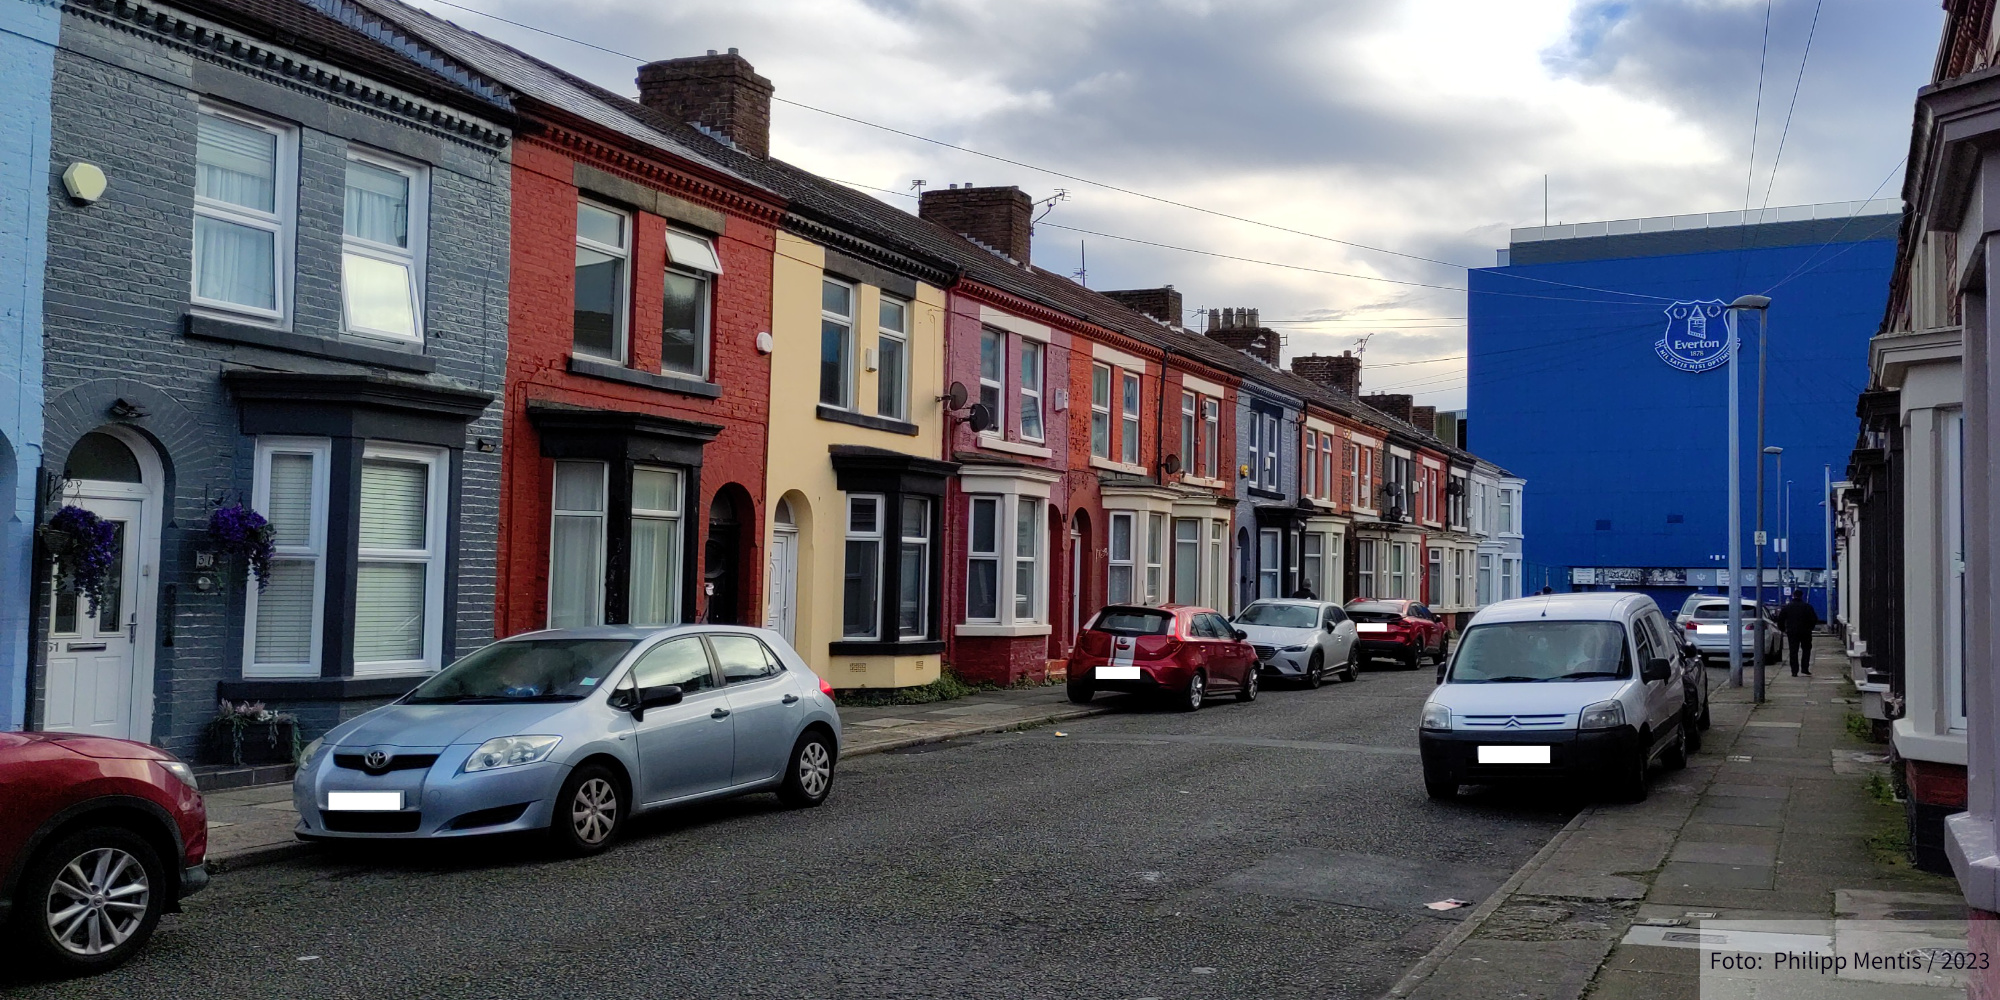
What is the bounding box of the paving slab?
[1670,840,1779,866]
[1403,938,1612,1000]
[1655,860,1775,891]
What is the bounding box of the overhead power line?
[1757,0,1825,213]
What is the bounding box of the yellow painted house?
[765,229,957,688]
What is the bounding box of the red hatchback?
[1346,599,1450,670]
[0,732,209,975]
[1067,605,1260,710]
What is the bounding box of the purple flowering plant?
[44,505,118,616]
[207,502,276,590]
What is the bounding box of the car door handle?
[711,707,732,719]
[781,694,800,705]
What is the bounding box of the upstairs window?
[878,296,909,420]
[662,229,721,378]
[193,107,295,320]
[1303,430,1317,497]
[342,153,424,342]
[979,328,1006,430]
[574,202,629,361]
[1019,341,1045,441]
[1201,398,1219,479]
[1181,392,1197,474]
[1120,372,1141,465]
[1319,436,1335,501]
[820,279,854,408]
[1090,364,1112,459]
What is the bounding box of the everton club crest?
[1656,300,1731,372]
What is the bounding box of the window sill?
[1089,456,1147,476]
[218,675,428,702]
[1247,487,1286,501]
[979,434,1052,459]
[955,622,1053,638]
[185,315,436,373]
[568,356,723,399]
[818,405,919,436]
[1179,476,1227,490]
[828,639,946,657]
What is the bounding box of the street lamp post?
[1760,444,1783,701]
[1725,294,1771,694]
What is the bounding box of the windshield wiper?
[1556,671,1622,680]
[420,694,580,704]
[1475,675,1548,683]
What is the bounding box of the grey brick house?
[31,0,513,761]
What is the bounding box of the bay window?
[1478,553,1495,604]
[965,493,1045,627]
[1426,547,1442,607]
[1019,341,1044,441]
[1209,522,1226,608]
[244,438,328,677]
[900,498,931,638]
[1357,540,1377,599]
[1108,512,1135,604]
[193,106,294,320]
[354,445,446,674]
[1091,364,1112,459]
[1302,532,1325,599]
[843,495,883,639]
[574,201,629,361]
[662,228,721,378]
[1390,542,1408,598]
[1121,372,1142,465]
[1145,513,1165,604]
[548,460,608,629]
[628,467,683,626]
[831,451,953,650]
[878,296,909,420]
[1258,528,1281,598]
[1500,557,1518,599]
[967,496,1000,621]
[1173,518,1201,604]
[1015,501,1041,621]
[821,279,854,407]
[341,152,424,342]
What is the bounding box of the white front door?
[766,527,797,645]
[44,496,144,740]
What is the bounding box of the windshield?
[404,639,637,704]
[1447,621,1632,683]
[1090,608,1175,636]
[1692,604,1759,621]
[1236,603,1318,628]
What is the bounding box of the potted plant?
[40,505,118,615]
[205,502,275,589]
[207,700,303,767]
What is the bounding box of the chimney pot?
[637,51,775,158]
[728,47,738,54]
[1363,393,1415,425]
[1290,353,1363,396]
[1099,287,1184,325]
[1201,306,1279,366]
[918,185,1035,262]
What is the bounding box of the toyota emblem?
[364,750,390,770]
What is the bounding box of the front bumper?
[294,748,568,840]
[1257,648,1314,677]
[1419,725,1639,783]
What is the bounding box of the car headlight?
[1282,644,1310,653]
[462,735,562,773]
[158,759,200,791]
[301,737,324,763]
[1420,703,1450,731]
[1579,700,1625,730]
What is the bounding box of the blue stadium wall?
[1466,215,1899,617]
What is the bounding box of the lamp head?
[1763,446,1783,455]
[1728,294,1772,310]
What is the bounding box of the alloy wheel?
[45,847,150,957]
[1185,673,1205,710]
[798,740,832,798]
[571,777,619,846]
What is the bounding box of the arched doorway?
[767,495,799,644]
[704,489,744,624]
[45,426,165,742]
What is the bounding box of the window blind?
[359,460,429,549]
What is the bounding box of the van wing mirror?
[1642,657,1671,683]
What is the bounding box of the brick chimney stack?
[637,49,774,158]
[1363,393,1414,424]
[1290,351,1362,397]
[1411,405,1438,434]
[918,185,1034,263]
[1099,286,1183,325]
[1203,307,1279,366]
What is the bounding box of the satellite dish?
[1162,454,1182,475]
[1295,494,1316,510]
[967,402,996,434]
[945,382,970,409]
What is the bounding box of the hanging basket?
[43,506,117,616]
[206,502,276,590]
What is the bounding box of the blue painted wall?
[1467,225,1896,618]
[0,2,57,730]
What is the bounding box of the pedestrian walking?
[1289,581,1317,600]
[1775,589,1820,676]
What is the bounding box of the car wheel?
[1699,699,1712,731]
[1402,646,1421,671]
[1435,634,1451,663]
[1611,743,1650,803]
[1664,722,1689,770]
[550,763,624,856]
[1303,651,1324,689]
[1180,671,1206,712]
[1237,666,1259,702]
[1066,678,1094,705]
[778,730,837,808]
[1343,646,1360,681]
[1423,766,1459,801]
[15,826,165,974]
[1683,704,1704,753]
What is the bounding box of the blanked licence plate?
[1478,745,1550,765]
[327,791,404,812]
[1097,666,1142,681]
[1695,624,1726,635]
[1356,623,1389,633]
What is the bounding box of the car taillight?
[819,677,835,698]
[1685,621,1697,630]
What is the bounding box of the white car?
[1233,600,1360,687]
[1680,597,1783,665]
[1418,592,1696,802]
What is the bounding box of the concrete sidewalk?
[201,681,1109,868]
[1386,638,1962,1000]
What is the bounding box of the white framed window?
[354,442,448,675]
[628,466,683,626]
[1145,513,1165,604]
[1201,398,1219,479]
[244,437,329,678]
[1301,532,1324,599]
[1208,521,1226,608]
[1501,557,1518,599]
[1427,547,1442,606]
[574,201,629,361]
[1500,489,1516,533]
[1015,500,1042,622]
[844,495,884,638]
[1108,512,1135,604]
[878,296,909,420]
[1121,372,1142,465]
[1478,553,1495,605]
[1181,392,1198,474]
[821,279,855,408]
[341,149,425,343]
[1320,437,1335,501]
[1390,542,1408,599]
[549,460,607,629]
[1358,540,1377,599]
[663,228,721,379]
[979,328,1006,430]
[967,496,1001,622]
[899,497,931,638]
[1090,364,1112,458]
[1019,341,1045,441]
[1259,411,1280,489]
[1257,528,1281,598]
[1173,518,1201,604]
[1303,431,1318,498]
[193,105,296,321]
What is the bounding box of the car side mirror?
[1233,629,1249,642]
[1642,657,1671,683]
[1324,622,1337,633]
[639,684,684,713]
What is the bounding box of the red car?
[0,732,209,975]
[1346,599,1450,670]
[1067,605,1260,710]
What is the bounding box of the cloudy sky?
[409,0,1938,408]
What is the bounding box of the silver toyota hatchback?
[293,625,842,855]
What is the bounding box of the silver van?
[1418,593,1701,801]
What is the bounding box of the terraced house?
[31,0,513,757]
